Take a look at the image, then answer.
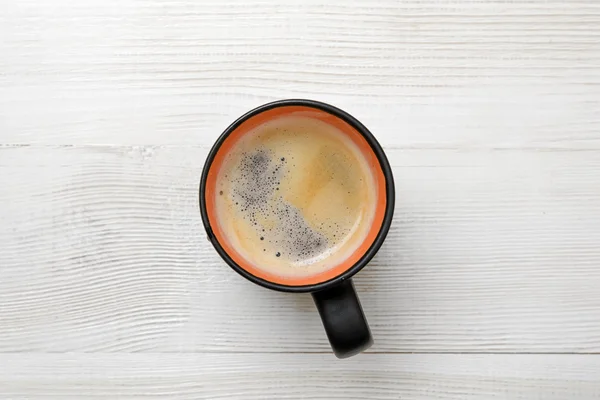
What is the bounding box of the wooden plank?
[0,354,598,399]
[1,146,599,353]
[1,0,599,147]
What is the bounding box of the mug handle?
[311,279,373,358]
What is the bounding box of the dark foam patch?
[227,147,329,263]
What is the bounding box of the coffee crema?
[213,115,378,279]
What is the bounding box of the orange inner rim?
[205,105,387,286]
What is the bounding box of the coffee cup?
[199,99,395,358]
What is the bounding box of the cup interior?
[202,103,388,287]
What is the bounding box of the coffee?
[213,115,378,279]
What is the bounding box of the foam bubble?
[227,147,330,262]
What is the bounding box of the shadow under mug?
[199,99,395,358]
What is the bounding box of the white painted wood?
[2,0,600,396]
[0,354,599,400]
[1,0,599,148]
[1,146,599,352]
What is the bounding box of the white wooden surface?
[1,0,600,398]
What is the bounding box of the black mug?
[199,99,395,358]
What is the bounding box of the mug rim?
[199,99,395,293]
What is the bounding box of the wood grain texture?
[1,145,599,353]
[1,0,600,147]
[2,0,600,396]
[0,354,599,399]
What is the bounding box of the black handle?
[312,279,372,358]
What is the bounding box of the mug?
[199,99,395,358]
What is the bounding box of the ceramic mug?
[199,99,395,358]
